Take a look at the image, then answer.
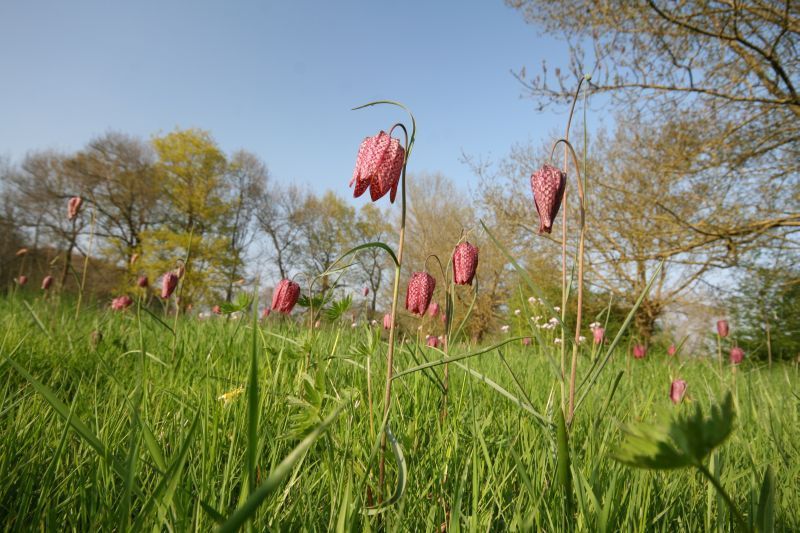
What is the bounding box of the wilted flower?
[426,335,439,348]
[67,196,83,220]
[716,320,729,338]
[137,275,149,288]
[406,272,436,316]
[670,379,687,404]
[261,307,271,319]
[16,275,28,286]
[633,344,647,359]
[729,346,745,364]
[522,337,531,346]
[350,130,405,203]
[41,276,53,290]
[212,305,222,315]
[362,286,369,297]
[111,295,133,311]
[271,279,300,314]
[667,344,677,357]
[428,301,439,317]
[530,164,566,234]
[383,313,393,330]
[452,241,479,285]
[593,327,605,345]
[161,271,179,299]
[15,248,28,257]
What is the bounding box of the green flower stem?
[697,462,751,532]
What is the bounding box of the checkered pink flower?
[350,131,405,203]
[67,196,83,220]
[161,271,179,299]
[137,275,149,288]
[592,327,605,345]
[426,335,439,348]
[41,276,53,290]
[111,295,133,311]
[667,344,677,357]
[729,346,745,364]
[717,320,729,338]
[362,286,369,297]
[212,305,222,315]
[633,344,647,359]
[271,279,300,314]
[530,164,566,234]
[428,301,439,317]
[453,241,478,285]
[670,379,687,404]
[383,313,392,330]
[405,271,435,316]
[16,275,27,286]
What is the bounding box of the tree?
[64,132,160,269]
[255,183,305,280]
[352,203,393,313]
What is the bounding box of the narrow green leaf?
[756,465,775,533]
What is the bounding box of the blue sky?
[0,1,573,196]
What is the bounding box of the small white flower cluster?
[537,318,559,330]
[528,296,545,305]
[198,312,211,320]
[578,335,586,344]
[589,321,602,330]
[514,309,521,316]
[554,338,562,344]
[371,319,378,327]
[500,325,510,333]
[531,315,542,322]
[553,306,561,312]
[351,322,358,328]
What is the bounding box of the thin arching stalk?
[378,122,411,500]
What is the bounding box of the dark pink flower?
[406,272,436,316]
[212,305,222,315]
[428,301,439,317]
[16,275,27,286]
[453,241,479,285]
[271,279,300,314]
[111,295,133,311]
[362,286,369,297]
[350,131,405,203]
[426,335,439,348]
[383,313,392,330]
[730,346,745,364]
[530,164,566,234]
[522,337,531,346]
[717,320,729,338]
[67,196,83,220]
[667,344,677,357]
[592,327,605,345]
[670,379,687,404]
[137,275,149,288]
[633,344,647,359]
[41,276,53,290]
[161,271,179,299]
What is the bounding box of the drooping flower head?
[362,286,369,297]
[41,276,54,290]
[716,320,729,338]
[428,301,439,317]
[161,271,179,299]
[271,279,300,314]
[67,196,83,220]
[522,337,532,346]
[383,313,393,330]
[405,271,436,316]
[111,295,133,311]
[670,379,687,404]
[730,346,745,365]
[212,305,222,315]
[667,344,677,357]
[633,344,647,359]
[16,275,28,286]
[15,248,28,257]
[426,335,439,348]
[350,130,405,203]
[592,327,605,345]
[137,275,149,288]
[453,241,479,285]
[530,164,566,234]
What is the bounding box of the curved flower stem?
[378,121,411,501]
[557,76,589,423]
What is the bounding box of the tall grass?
[0,295,797,531]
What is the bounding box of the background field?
[1,295,797,531]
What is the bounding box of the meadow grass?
[0,295,797,531]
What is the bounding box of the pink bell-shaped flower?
[592,327,605,345]
[452,241,479,285]
[67,196,83,220]
[670,379,687,404]
[633,344,647,359]
[405,272,436,316]
[383,313,393,330]
[111,295,133,311]
[41,276,54,290]
[716,320,729,338]
[271,279,300,314]
[667,344,677,357]
[530,164,566,234]
[350,130,405,203]
[426,335,439,348]
[161,271,179,299]
[729,346,745,364]
[137,275,149,288]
